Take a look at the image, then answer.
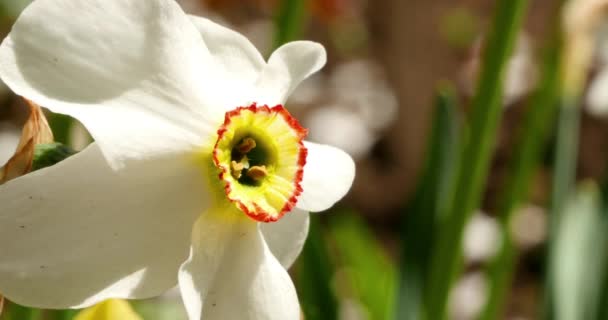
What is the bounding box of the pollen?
[212,103,308,222]
[246,165,268,180]
[236,137,257,154]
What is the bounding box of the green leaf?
[544,65,583,320]
[1,302,41,320]
[50,310,79,320]
[424,0,529,318]
[551,183,608,320]
[32,143,76,171]
[273,0,306,50]
[47,113,73,145]
[396,85,460,320]
[329,212,396,320]
[479,6,562,319]
[297,215,339,320]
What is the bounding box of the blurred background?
[2,0,608,319]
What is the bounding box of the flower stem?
[423,0,529,319]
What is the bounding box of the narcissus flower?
[74,299,142,320]
[0,0,355,319]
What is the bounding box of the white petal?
[255,41,326,105]
[179,209,300,320]
[0,0,226,168]
[260,209,310,268]
[188,16,265,87]
[0,143,208,308]
[297,141,355,212]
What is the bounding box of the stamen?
[246,165,268,181]
[236,137,257,154]
[231,160,245,179]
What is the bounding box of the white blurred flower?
[339,298,369,320]
[305,59,398,159]
[463,211,501,263]
[586,22,608,116]
[0,1,355,319]
[462,33,538,107]
[330,59,398,130]
[306,106,375,159]
[511,205,547,250]
[449,272,488,320]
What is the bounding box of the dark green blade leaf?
[396,85,460,320]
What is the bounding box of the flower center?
[229,137,270,186]
[212,103,308,222]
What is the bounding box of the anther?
[236,137,256,154]
[246,165,268,181]
[231,160,245,179]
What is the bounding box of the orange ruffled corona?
[212,103,308,222]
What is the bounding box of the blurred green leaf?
[396,85,460,320]
[32,143,76,171]
[0,0,30,19]
[424,0,529,319]
[329,212,396,320]
[47,113,73,145]
[49,309,79,320]
[551,183,608,320]
[298,216,339,320]
[439,8,480,49]
[544,66,582,320]
[595,178,608,320]
[479,7,562,319]
[273,0,306,50]
[1,302,41,320]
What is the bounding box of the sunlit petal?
[0,144,207,308]
[179,208,300,320]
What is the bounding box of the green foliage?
[424,0,529,319]
[273,0,306,51]
[1,302,41,320]
[479,7,562,319]
[551,183,608,320]
[396,85,460,320]
[298,216,339,320]
[47,113,73,145]
[329,212,397,320]
[32,143,76,171]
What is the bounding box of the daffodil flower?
[74,299,142,320]
[0,0,355,319]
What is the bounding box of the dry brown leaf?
[0,294,4,316]
[0,99,54,184]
